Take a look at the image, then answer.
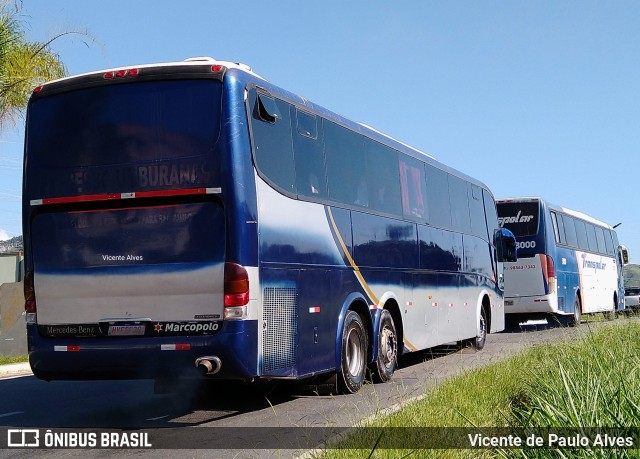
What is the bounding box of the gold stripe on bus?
[326,206,418,352]
[326,207,379,305]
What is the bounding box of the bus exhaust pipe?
[195,356,222,375]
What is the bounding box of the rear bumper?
[27,320,258,381]
[504,294,557,315]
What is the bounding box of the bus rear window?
[27,79,222,168]
[497,201,539,237]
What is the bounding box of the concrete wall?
[0,254,24,284]
[0,282,27,357]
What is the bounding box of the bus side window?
[551,211,566,245]
[595,226,607,255]
[448,175,471,234]
[562,214,578,247]
[364,140,402,215]
[292,109,327,198]
[399,155,426,220]
[586,223,598,253]
[324,120,365,206]
[604,229,615,256]
[469,185,487,240]
[250,90,295,194]
[574,219,589,251]
[426,165,452,229]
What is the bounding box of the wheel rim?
[477,312,486,344]
[380,324,397,369]
[346,327,363,377]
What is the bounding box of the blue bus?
[497,197,628,327]
[22,57,516,393]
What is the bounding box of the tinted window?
[483,190,499,236]
[293,109,326,198]
[324,120,365,206]
[562,214,578,247]
[551,212,566,245]
[29,80,222,168]
[604,229,615,256]
[251,92,295,193]
[364,140,402,215]
[574,219,589,250]
[595,226,607,254]
[426,165,451,228]
[399,155,427,220]
[448,176,471,233]
[586,223,598,252]
[469,185,488,240]
[496,201,539,236]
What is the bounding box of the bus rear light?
[24,270,37,321]
[33,85,43,93]
[211,65,223,72]
[224,262,249,306]
[104,68,139,79]
[541,254,556,294]
[224,262,249,319]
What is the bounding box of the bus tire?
[568,296,582,327]
[605,296,617,321]
[338,310,368,394]
[370,309,398,383]
[472,306,488,350]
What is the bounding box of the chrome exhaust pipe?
[195,356,222,375]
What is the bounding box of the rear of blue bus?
[496,198,558,319]
[22,62,259,382]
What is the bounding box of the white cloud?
[0,229,11,241]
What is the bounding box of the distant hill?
[0,236,22,253]
[624,264,640,288]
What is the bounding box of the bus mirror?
[496,228,517,263]
[620,245,629,265]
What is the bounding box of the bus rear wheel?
[338,310,368,394]
[605,296,617,321]
[370,309,398,383]
[472,306,487,350]
[566,296,582,327]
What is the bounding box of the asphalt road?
[0,318,624,458]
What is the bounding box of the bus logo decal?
[498,211,534,226]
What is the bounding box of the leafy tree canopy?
[0,0,66,130]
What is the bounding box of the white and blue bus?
[22,58,516,393]
[497,197,627,327]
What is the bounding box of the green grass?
[316,320,640,458]
[0,355,28,365]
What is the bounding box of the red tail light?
[224,262,249,307]
[24,270,37,321]
[544,254,555,278]
[540,254,556,295]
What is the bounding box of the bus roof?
[497,197,613,230]
[32,56,491,194]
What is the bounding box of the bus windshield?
[26,79,222,197]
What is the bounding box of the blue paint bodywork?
[22,62,504,383]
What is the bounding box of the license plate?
[108,324,146,336]
[505,300,514,306]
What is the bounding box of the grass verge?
[316,319,640,458]
[0,355,28,365]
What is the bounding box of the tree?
[0,1,66,130]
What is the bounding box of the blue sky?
[1,1,639,262]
